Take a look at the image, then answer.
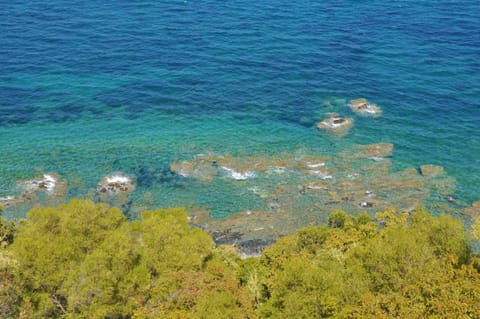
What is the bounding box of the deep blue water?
[1,0,479,219]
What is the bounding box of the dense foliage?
[1,200,480,318]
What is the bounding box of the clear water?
[1,0,479,221]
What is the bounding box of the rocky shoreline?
[1,142,474,257]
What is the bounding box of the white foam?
[98,173,134,194]
[307,184,327,190]
[21,174,57,193]
[177,170,190,178]
[309,170,332,179]
[306,162,325,168]
[42,174,57,192]
[105,175,131,184]
[350,102,382,115]
[220,166,256,180]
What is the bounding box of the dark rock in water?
[359,201,374,208]
[342,195,355,202]
[210,229,243,245]
[236,239,275,258]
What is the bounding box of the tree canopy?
[1,200,480,318]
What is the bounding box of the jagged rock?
[210,229,243,245]
[349,98,382,116]
[97,173,135,195]
[236,239,275,259]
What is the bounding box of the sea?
[1,0,479,225]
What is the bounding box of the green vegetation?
[1,200,480,318]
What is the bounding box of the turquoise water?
[1,1,479,221]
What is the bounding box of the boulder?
[317,116,353,135]
[349,98,382,116]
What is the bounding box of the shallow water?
[1,1,479,224]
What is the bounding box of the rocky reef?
[172,144,460,256]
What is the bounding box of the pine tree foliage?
[1,200,480,318]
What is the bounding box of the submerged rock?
[349,98,382,116]
[170,145,463,254]
[170,159,217,182]
[0,196,16,209]
[420,164,445,177]
[317,116,353,136]
[355,143,394,159]
[462,201,480,217]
